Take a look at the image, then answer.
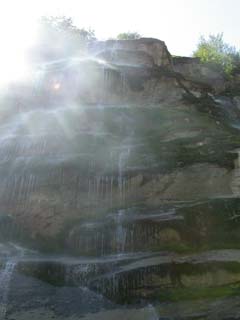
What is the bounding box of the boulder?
[88,38,173,68]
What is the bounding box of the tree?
[116,32,141,40]
[193,33,240,75]
[31,16,96,62]
[40,16,95,42]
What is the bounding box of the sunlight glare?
[53,82,61,91]
[0,15,37,87]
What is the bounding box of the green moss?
[150,242,195,254]
[155,284,240,302]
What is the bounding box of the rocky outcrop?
[88,38,173,68]
[29,38,240,115]
[38,38,240,108]
[173,56,226,93]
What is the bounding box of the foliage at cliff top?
[116,32,141,40]
[193,33,240,76]
[31,16,96,62]
[31,17,143,62]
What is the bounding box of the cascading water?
[120,72,127,98]
[0,244,27,320]
[231,150,240,196]
[0,260,16,320]
[115,210,127,254]
[146,304,159,320]
[118,146,130,201]
[102,66,111,103]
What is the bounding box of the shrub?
[193,33,240,76]
[116,32,141,40]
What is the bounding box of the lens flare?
[53,82,61,91]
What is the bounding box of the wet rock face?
[88,38,173,68]
[5,244,240,308]
[234,96,240,110]
[65,198,240,257]
[0,99,239,243]
[2,37,240,319]
[39,59,185,106]
[66,208,184,256]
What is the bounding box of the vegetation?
[40,16,95,41]
[31,16,96,62]
[116,31,141,40]
[193,33,240,76]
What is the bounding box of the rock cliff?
[35,37,239,107]
[0,37,240,251]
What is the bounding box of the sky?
[0,0,239,58]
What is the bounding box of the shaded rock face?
[173,56,226,93]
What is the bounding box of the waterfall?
[118,147,130,200]
[146,304,159,320]
[0,243,29,319]
[102,67,110,103]
[231,150,240,196]
[115,210,127,253]
[0,260,16,320]
[120,72,127,97]
[110,41,118,62]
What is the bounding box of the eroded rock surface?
[88,38,172,68]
